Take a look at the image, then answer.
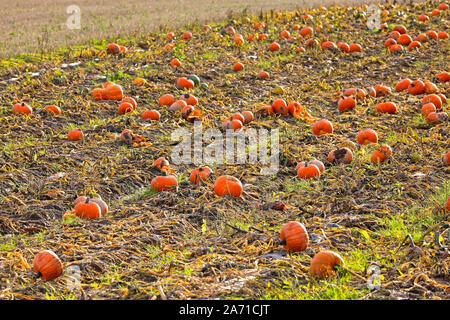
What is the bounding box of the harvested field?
[0,0,449,301]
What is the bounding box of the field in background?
[1,0,381,58]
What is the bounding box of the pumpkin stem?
[85,197,90,204]
[278,239,287,246]
[33,271,42,280]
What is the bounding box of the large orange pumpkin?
[279,221,309,252]
[33,250,63,281]
[310,250,345,279]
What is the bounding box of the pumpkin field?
[0,0,449,301]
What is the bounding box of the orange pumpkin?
[242,111,254,124]
[176,77,195,90]
[190,166,213,184]
[397,34,412,46]
[272,99,288,115]
[269,42,281,51]
[103,84,123,100]
[395,78,412,92]
[424,82,438,94]
[376,102,397,114]
[444,151,450,166]
[357,129,378,145]
[170,58,181,67]
[12,102,32,115]
[337,97,356,111]
[158,94,175,106]
[257,70,269,79]
[371,144,392,164]
[348,43,362,52]
[107,43,120,54]
[233,62,244,72]
[300,27,313,37]
[150,175,178,192]
[213,175,243,197]
[67,128,83,141]
[279,221,309,252]
[142,110,161,120]
[297,164,321,179]
[169,100,188,112]
[33,250,63,281]
[287,101,304,118]
[408,80,425,95]
[421,103,437,118]
[75,197,102,219]
[118,102,134,115]
[44,105,61,114]
[312,119,333,136]
[422,94,442,109]
[436,72,450,83]
[310,250,345,279]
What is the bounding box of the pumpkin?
[158,94,175,106]
[312,119,333,136]
[371,144,392,164]
[74,196,108,215]
[213,175,243,197]
[181,105,202,122]
[176,77,195,90]
[328,147,353,164]
[287,101,304,118]
[230,112,245,124]
[258,70,269,79]
[107,43,120,54]
[424,82,438,94]
[389,44,404,54]
[222,119,243,131]
[300,27,313,37]
[272,99,288,115]
[255,105,274,116]
[33,250,63,281]
[397,34,412,45]
[180,94,198,106]
[118,102,134,114]
[357,129,378,145]
[426,112,448,124]
[337,97,356,111]
[376,102,397,114]
[257,33,269,41]
[297,164,321,179]
[422,103,437,118]
[67,128,83,141]
[407,41,422,50]
[305,38,319,48]
[75,197,102,219]
[269,42,281,51]
[44,105,61,114]
[408,80,425,95]
[190,166,213,184]
[439,3,449,10]
[337,42,350,53]
[166,32,175,39]
[241,111,254,124]
[340,139,356,151]
[119,46,127,54]
[395,78,412,92]
[436,72,450,83]
[310,250,345,279]
[169,100,188,112]
[321,41,338,51]
[373,84,391,97]
[280,29,291,39]
[418,14,430,22]
[431,9,440,16]
[414,33,427,43]
[348,43,362,52]
[152,157,170,169]
[92,88,104,100]
[384,38,397,48]
[12,102,32,115]
[170,58,181,67]
[389,30,401,40]
[438,94,447,104]
[426,30,438,40]
[181,32,192,40]
[142,110,160,120]
[120,129,134,143]
[422,94,442,109]
[393,25,407,34]
[103,84,123,100]
[233,62,244,72]
[444,151,450,166]
[279,221,309,252]
[150,175,178,192]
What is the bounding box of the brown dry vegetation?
[2,0,380,58]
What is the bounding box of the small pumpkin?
[269,42,281,52]
[371,144,392,164]
[118,102,134,114]
[312,119,333,136]
[44,105,61,114]
[348,43,362,52]
[287,101,304,118]
[233,62,244,72]
[181,32,192,40]
[279,221,309,252]
[12,102,33,115]
[436,72,450,83]
[393,25,407,34]
[103,84,123,100]
[408,80,425,95]
[158,94,175,106]
[241,111,254,124]
[170,58,181,67]
[176,77,195,90]
[213,175,243,197]
[255,105,274,116]
[424,82,438,94]
[150,175,178,192]
[272,99,288,115]
[142,110,161,120]
[257,70,269,79]
[67,128,83,141]
[310,250,345,279]
[300,27,313,38]
[190,166,213,184]
[422,94,442,109]
[421,103,437,118]
[297,164,321,179]
[426,112,448,124]
[357,129,378,145]
[33,250,63,281]
[395,78,412,92]
[180,94,198,106]
[74,196,108,215]
[75,197,102,219]
[376,102,397,114]
[107,43,120,54]
[337,97,356,111]
[169,100,188,112]
[328,147,353,164]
